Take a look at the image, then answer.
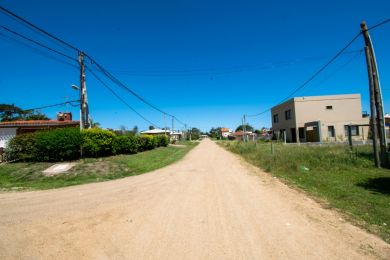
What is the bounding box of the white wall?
[0,128,17,148]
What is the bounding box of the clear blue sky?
[1,0,389,132]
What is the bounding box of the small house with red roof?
[0,112,79,148]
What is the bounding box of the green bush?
[82,128,116,157]
[4,133,37,161]
[138,135,158,151]
[155,135,169,147]
[113,135,138,154]
[34,127,81,161]
[4,127,82,162]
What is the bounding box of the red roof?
[0,120,79,127]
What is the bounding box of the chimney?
[57,112,72,121]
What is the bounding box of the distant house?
[0,112,79,148]
[220,127,232,138]
[232,131,257,141]
[140,129,183,141]
[271,94,369,143]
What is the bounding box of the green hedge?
[34,127,82,161]
[4,128,170,162]
[113,135,138,155]
[4,133,37,161]
[81,128,116,157]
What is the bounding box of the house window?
[328,126,335,137]
[298,127,305,139]
[285,109,292,120]
[344,125,359,136]
[326,105,333,110]
[273,114,279,123]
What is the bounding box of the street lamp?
[71,84,82,130]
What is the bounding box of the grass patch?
[0,142,197,191]
[220,141,390,242]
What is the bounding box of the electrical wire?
[86,67,160,128]
[0,5,187,127]
[0,8,71,51]
[0,5,80,52]
[88,58,186,126]
[102,50,363,77]
[0,24,77,62]
[25,100,80,111]
[0,31,79,69]
[245,31,362,118]
[0,100,80,112]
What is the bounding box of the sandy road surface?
[0,139,389,259]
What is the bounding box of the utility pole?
[243,114,247,142]
[78,51,90,129]
[361,21,388,167]
[364,46,380,167]
[172,116,174,134]
[164,113,167,136]
[78,52,85,130]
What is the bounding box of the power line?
[366,18,390,31]
[88,58,186,126]
[0,5,80,52]
[0,24,77,62]
[25,100,80,111]
[101,50,363,77]
[246,32,362,118]
[0,8,71,52]
[86,67,160,128]
[0,31,79,69]
[246,18,390,118]
[0,4,187,127]
[0,100,80,112]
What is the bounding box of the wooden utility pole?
[78,51,90,129]
[164,113,167,136]
[172,116,174,134]
[364,46,380,167]
[243,114,247,142]
[78,52,85,130]
[361,21,388,167]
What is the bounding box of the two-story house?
[271,94,369,143]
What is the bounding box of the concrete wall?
[271,94,369,142]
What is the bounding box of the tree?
[188,127,201,140]
[24,112,49,121]
[0,104,49,122]
[235,124,254,132]
[132,125,138,135]
[209,127,222,139]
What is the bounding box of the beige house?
[271,94,370,143]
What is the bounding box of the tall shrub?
[138,135,157,151]
[112,135,139,154]
[34,127,82,161]
[82,128,115,157]
[4,133,37,161]
[156,135,169,147]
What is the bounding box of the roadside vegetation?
[0,126,198,190]
[220,141,390,242]
[0,142,197,191]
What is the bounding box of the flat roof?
[271,93,361,111]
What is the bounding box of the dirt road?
[0,139,388,259]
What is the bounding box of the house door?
[291,128,297,143]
